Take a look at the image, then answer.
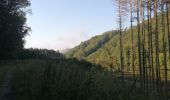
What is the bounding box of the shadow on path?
[0,70,13,100]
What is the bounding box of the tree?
[114,0,128,84]
[146,0,153,92]
[161,0,168,99]
[148,0,155,92]
[136,0,143,87]
[154,0,161,97]
[140,0,146,90]
[0,0,30,59]
[130,0,136,85]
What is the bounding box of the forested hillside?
[1,0,170,99]
[66,14,170,71]
[66,30,119,59]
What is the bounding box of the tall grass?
[11,59,151,100]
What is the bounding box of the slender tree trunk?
[165,3,170,99]
[137,0,143,87]
[143,0,149,93]
[154,0,160,97]
[165,2,169,98]
[141,0,146,90]
[118,0,124,84]
[147,0,152,92]
[166,0,170,57]
[140,0,146,90]
[149,0,155,93]
[161,0,168,99]
[130,0,136,86]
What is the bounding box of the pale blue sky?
[25,0,118,50]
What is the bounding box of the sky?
[25,0,118,51]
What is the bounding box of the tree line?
[0,0,30,59]
[0,0,63,60]
[19,48,65,59]
[115,0,170,99]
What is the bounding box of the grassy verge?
[11,59,151,100]
[0,61,14,82]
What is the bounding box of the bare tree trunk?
[149,0,155,93]
[154,0,160,97]
[165,0,170,57]
[141,0,146,90]
[130,0,136,86]
[161,0,168,99]
[118,0,124,84]
[143,0,149,93]
[137,0,143,88]
[147,0,152,92]
[165,2,170,99]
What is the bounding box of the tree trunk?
[154,0,160,97]
[118,0,124,84]
[137,0,143,87]
[130,0,136,86]
[162,0,168,99]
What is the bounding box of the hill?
[66,30,119,59]
[66,29,133,70]
[66,15,170,72]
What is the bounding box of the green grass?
[9,59,152,100]
[0,61,14,82]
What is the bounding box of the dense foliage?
[0,0,30,59]
[66,30,119,59]
[19,48,64,59]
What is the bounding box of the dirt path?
[0,70,13,100]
